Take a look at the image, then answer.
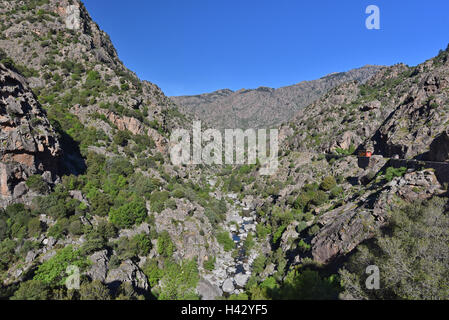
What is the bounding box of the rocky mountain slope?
[0,0,448,301]
[267,45,449,281]
[281,48,449,160]
[0,63,61,207]
[171,65,383,129]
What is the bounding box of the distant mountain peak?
[171,65,384,129]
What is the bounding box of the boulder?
[280,221,299,252]
[86,250,109,282]
[222,278,235,293]
[105,259,149,293]
[234,273,249,287]
[197,278,223,300]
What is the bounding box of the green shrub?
[294,193,311,210]
[79,280,111,300]
[158,259,199,300]
[203,256,216,271]
[335,144,356,155]
[109,199,147,229]
[340,198,449,299]
[384,167,407,182]
[310,190,329,206]
[165,199,177,210]
[298,239,311,252]
[142,259,163,287]
[0,239,17,271]
[33,245,89,286]
[243,233,255,251]
[172,189,185,199]
[157,231,174,258]
[320,176,337,191]
[272,225,286,244]
[131,233,152,256]
[330,186,344,199]
[26,175,48,194]
[11,280,50,300]
[113,130,130,147]
[68,219,83,236]
[216,231,235,252]
[27,217,42,237]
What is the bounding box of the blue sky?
[83,0,449,96]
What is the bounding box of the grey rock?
[0,63,61,204]
[13,182,28,198]
[25,250,38,264]
[106,259,149,292]
[86,250,109,282]
[197,278,223,300]
[222,278,235,293]
[234,273,249,287]
[65,5,81,30]
[280,221,299,252]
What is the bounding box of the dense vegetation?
[340,198,449,300]
[1,1,448,302]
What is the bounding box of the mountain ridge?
[0,0,448,301]
[171,65,384,129]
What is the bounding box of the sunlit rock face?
[0,63,61,205]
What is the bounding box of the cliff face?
[0,0,184,136]
[0,63,61,205]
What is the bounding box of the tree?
[216,231,235,252]
[33,245,89,286]
[158,259,199,300]
[340,198,449,300]
[79,280,111,300]
[277,269,341,300]
[320,176,337,191]
[310,190,329,206]
[27,217,42,237]
[157,231,174,258]
[143,259,163,287]
[26,175,49,194]
[109,199,147,229]
[11,280,50,300]
[293,193,310,210]
[113,130,130,147]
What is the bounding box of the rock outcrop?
[311,169,444,264]
[105,259,149,293]
[0,63,61,206]
[427,130,449,162]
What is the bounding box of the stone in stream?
[197,278,223,300]
[227,266,237,274]
[244,224,256,232]
[213,268,227,280]
[235,273,250,287]
[222,278,235,293]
